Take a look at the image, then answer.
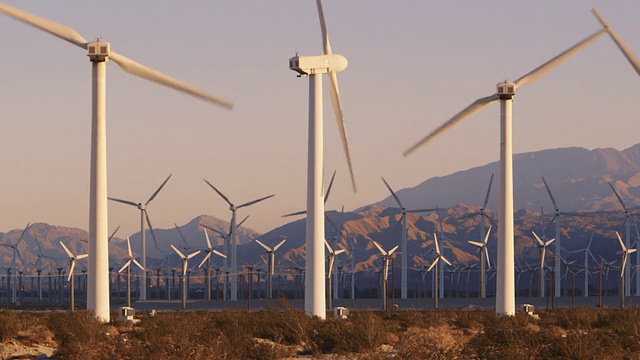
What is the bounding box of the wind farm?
[1,1,640,358]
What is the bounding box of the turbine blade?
[171,244,186,259]
[514,28,606,87]
[212,249,226,259]
[187,250,200,260]
[200,224,225,237]
[316,0,331,55]
[76,254,88,260]
[335,249,346,256]
[108,197,139,207]
[485,248,491,268]
[592,9,640,77]
[203,179,233,206]
[434,233,440,255]
[545,238,556,246]
[541,177,559,210]
[33,234,43,255]
[109,51,233,109]
[174,224,189,248]
[427,258,439,272]
[132,259,144,270]
[468,241,484,247]
[60,241,73,258]
[371,240,386,256]
[324,239,333,253]
[609,182,628,211]
[484,226,492,244]
[183,264,188,278]
[119,260,131,274]
[68,261,76,281]
[238,194,275,209]
[231,216,247,230]
[0,4,87,49]
[273,239,287,252]
[403,94,499,157]
[108,226,121,242]
[328,257,335,278]
[532,231,544,246]
[388,245,399,255]
[441,256,452,267]
[146,174,172,205]
[14,223,31,247]
[621,254,628,277]
[255,239,272,252]
[324,170,337,204]
[483,173,494,209]
[381,177,403,208]
[616,231,626,251]
[203,228,212,250]
[198,252,212,268]
[282,210,306,218]
[127,237,133,257]
[329,70,357,193]
[145,211,161,252]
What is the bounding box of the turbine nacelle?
[289,54,348,76]
[87,41,110,61]
[496,81,515,99]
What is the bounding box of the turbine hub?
[496,81,515,100]
[87,41,110,62]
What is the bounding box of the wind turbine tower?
[0,4,233,322]
[404,25,606,315]
[289,0,356,319]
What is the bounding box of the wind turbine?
[204,179,274,301]
[255,236,286,300]
[198,227,227,301]
[607,182,636,296]
[566,231,598,297]
[403,25,606,315]
[118,237,143,308]
[200,220,246,300]
[541,176,589,297]
[109,174,172,301]
[468,226,492,299]
[288,0,356,319]
[370,240,398,311]
[532,231,555,298]
[171,245,200,310]
[60,241,88,312]
[0,4,233,321]
[381,177,437,299]
[324,239,345,310]
[0,223,30,304]
[427,233,451,309]
[615,231,636,308]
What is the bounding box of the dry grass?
[2,305,640,359]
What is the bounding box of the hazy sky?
[0,1,638,238]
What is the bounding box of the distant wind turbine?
[60,241,88,312]
[0,3,233,322]
[118,237,143,308]
[404,24,606,315]
[532,231,555,298]
[255,236,286,300]
[0,223,30,304]
[198,227,226,301]
[109,174,172,301]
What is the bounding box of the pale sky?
[0,1,638,237]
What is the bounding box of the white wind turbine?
[403,26,606,315]
[60,241,88,312]
[0,4,233,321]
[607,182,637,296]
[171,245,201,310]
[468,226,492,299]
[198,228,227,301]
[541,176,589,297]
[117,237,143,308]
[324,239,345,310]
[204,180,273,301]
[381,177,438,299]
[567,232,598,297]
[615,231,636,308]
[288,0,356,319]
[532,231,555,298]
[255,236,286,300]
[370,240,398,311]
[109,174,172,301]
[0,223,30,304]
[427,233,451,309]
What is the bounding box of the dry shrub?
[0,311,19,342]
[308,311,387,355]
[46,311,121,360]
[252,301,314,345]
[396,325,464,360]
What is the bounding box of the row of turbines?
[0,1,639,321]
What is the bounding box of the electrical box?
[119,306,135,321]
[334,307,349,319]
